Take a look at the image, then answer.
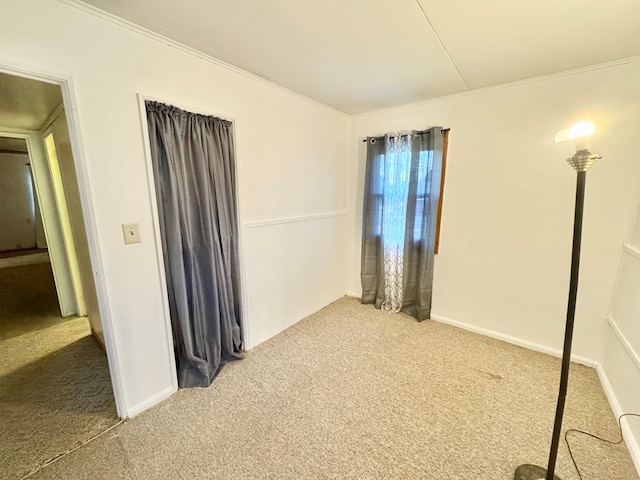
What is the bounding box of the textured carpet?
[25,296,639,479]
[0,262,117,480]
[0,262,67,340]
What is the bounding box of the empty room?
[1,0,639,479]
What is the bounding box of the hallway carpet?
[0,262,117,480]
[25,296,640,479]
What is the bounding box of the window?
[370,136,436,243]
[360,127,448,320]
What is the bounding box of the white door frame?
[0,63,127,417]
[42,121,87,316]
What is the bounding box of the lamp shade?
[555,121,596,148]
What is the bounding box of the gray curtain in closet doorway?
[146,101,243,388]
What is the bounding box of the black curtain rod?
[362,128,450,142]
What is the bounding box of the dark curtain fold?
[146,101,243,388]
[361,127,443,321]
[361,137,385,308]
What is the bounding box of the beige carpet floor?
[23,296,639,479]
[0,262,118,480]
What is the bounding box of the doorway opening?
[0,71,118,479]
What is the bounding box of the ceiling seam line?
[414,0,469,91]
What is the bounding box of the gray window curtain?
[146,101,243,388]
[361,127,444,321]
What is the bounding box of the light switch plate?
[122,223,141,244]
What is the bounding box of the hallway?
[0,260,117,480]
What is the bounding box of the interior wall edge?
[134,93,180,393]
[125,384,177,419]
[57,75,131,418]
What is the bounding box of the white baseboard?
[429,313,598,368]
[125,385,176,418]
[345,291,361,298]
[596,363,640,474]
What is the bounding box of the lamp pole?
[515,145,601,480]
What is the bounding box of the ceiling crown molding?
[58,0,349,116]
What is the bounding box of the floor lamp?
[515,121,602,480]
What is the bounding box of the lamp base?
[514,464,562,480]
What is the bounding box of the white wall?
[349,60,640,362]
[0,0,350,416]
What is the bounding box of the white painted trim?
[624,244,640,261]
[430,313,598,368]
[244,211,348,229]
[345,291,360,298]
[136,94,179,392]
[607,315,640,373]
[596,363,640,475]
[60,0,348,118]
[0,64,66,87]
[41,126,87,316]
[125,385,176,418]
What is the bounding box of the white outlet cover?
[122,223,141,244]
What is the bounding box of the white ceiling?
[76,0,640,113]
